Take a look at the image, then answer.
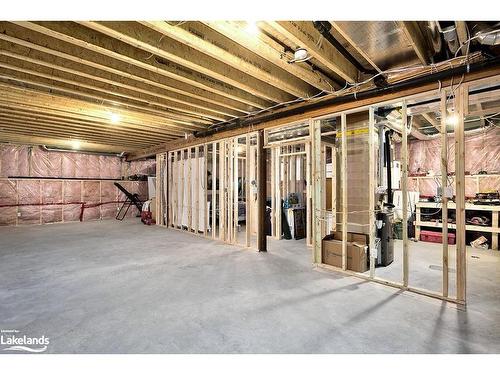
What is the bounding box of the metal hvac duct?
[475,23,500,46]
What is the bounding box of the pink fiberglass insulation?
[0,179,17,226]
[100,180,118,219]
[82,181,100,221]
[32,147,62,178]
[42,181,63,223]
[479,175,500,192]
[100,155,121,179]
[408,127,500,175]
[0,144,30,177]
[61,153,77,178]
[17,179,41,225]
[127,159,156,176]
[86,155,101,179]
[63,181,82,222]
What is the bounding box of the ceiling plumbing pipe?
[475,23,500,46]
[42,145,125,157]
[312,21,378,75]
[194,56,500,139]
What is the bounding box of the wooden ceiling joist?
[0,83,200,134]
[140,21,319,98]
[0,109,177,143]
[204,21,340,92]
[329,22,382,73]
[264,21,359,84]
[399,21,431,65]
[0,131,140,153]
[10,21,271,109]
[0,59,228,122]
[0,74,212,132]
[0,95,189,138]
[0,24,257,115]
[0,82,206,134]
[420,112,441,132]
[0,49,246,119]
[0,120,158,149]
[78,21,295,104]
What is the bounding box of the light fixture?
[446,114,459,127]
[110,112,121,124]
[71,140,81,150]
[244,21,259,35]
[287,48,311,64]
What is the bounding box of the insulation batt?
[0,144,155,226]
[401,127,500,197]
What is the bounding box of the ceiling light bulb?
[446,114,459,127]
[71,140,81,150]
[294,48,308,61]
[110,112,121,124]
[244,21,259,35]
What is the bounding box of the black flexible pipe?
[384,130,393,206]
[312,21,377,75]
[194,56,500,139]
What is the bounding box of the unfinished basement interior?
[0,19,499,355]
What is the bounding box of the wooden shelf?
[415,201,499,250]
[416,201,500,212]
[416,221,500,234]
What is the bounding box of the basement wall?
[404,127,500,197]
[0,144,156,226]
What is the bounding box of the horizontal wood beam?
[10,21,270,109]
[80,21,294,103]
[265,21,359,83]
[141,21,317,98]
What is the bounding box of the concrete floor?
[0,220,499,354]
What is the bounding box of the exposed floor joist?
[264,21,359,84]
[9,21,271,109]
[140,21,319,98]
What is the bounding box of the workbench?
[415,201,500,250]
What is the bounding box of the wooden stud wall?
[154,78,485,305]
[156,133,258,249]
[309,85,472,305]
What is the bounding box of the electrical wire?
[209,54,479,133]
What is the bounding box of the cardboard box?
[322,231,368,273]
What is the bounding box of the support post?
[341,113,347,271]
[312,119,323,263]
[212,142,217,239]
[194,147,199,233]
[440,91,449,297]
[402,101,409,287]
[257,130,267,252]
[245,134,251,247]
[204,144,208,236]
[368,107,376,278]
[455,86,467,304]
[305,141,312,246]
